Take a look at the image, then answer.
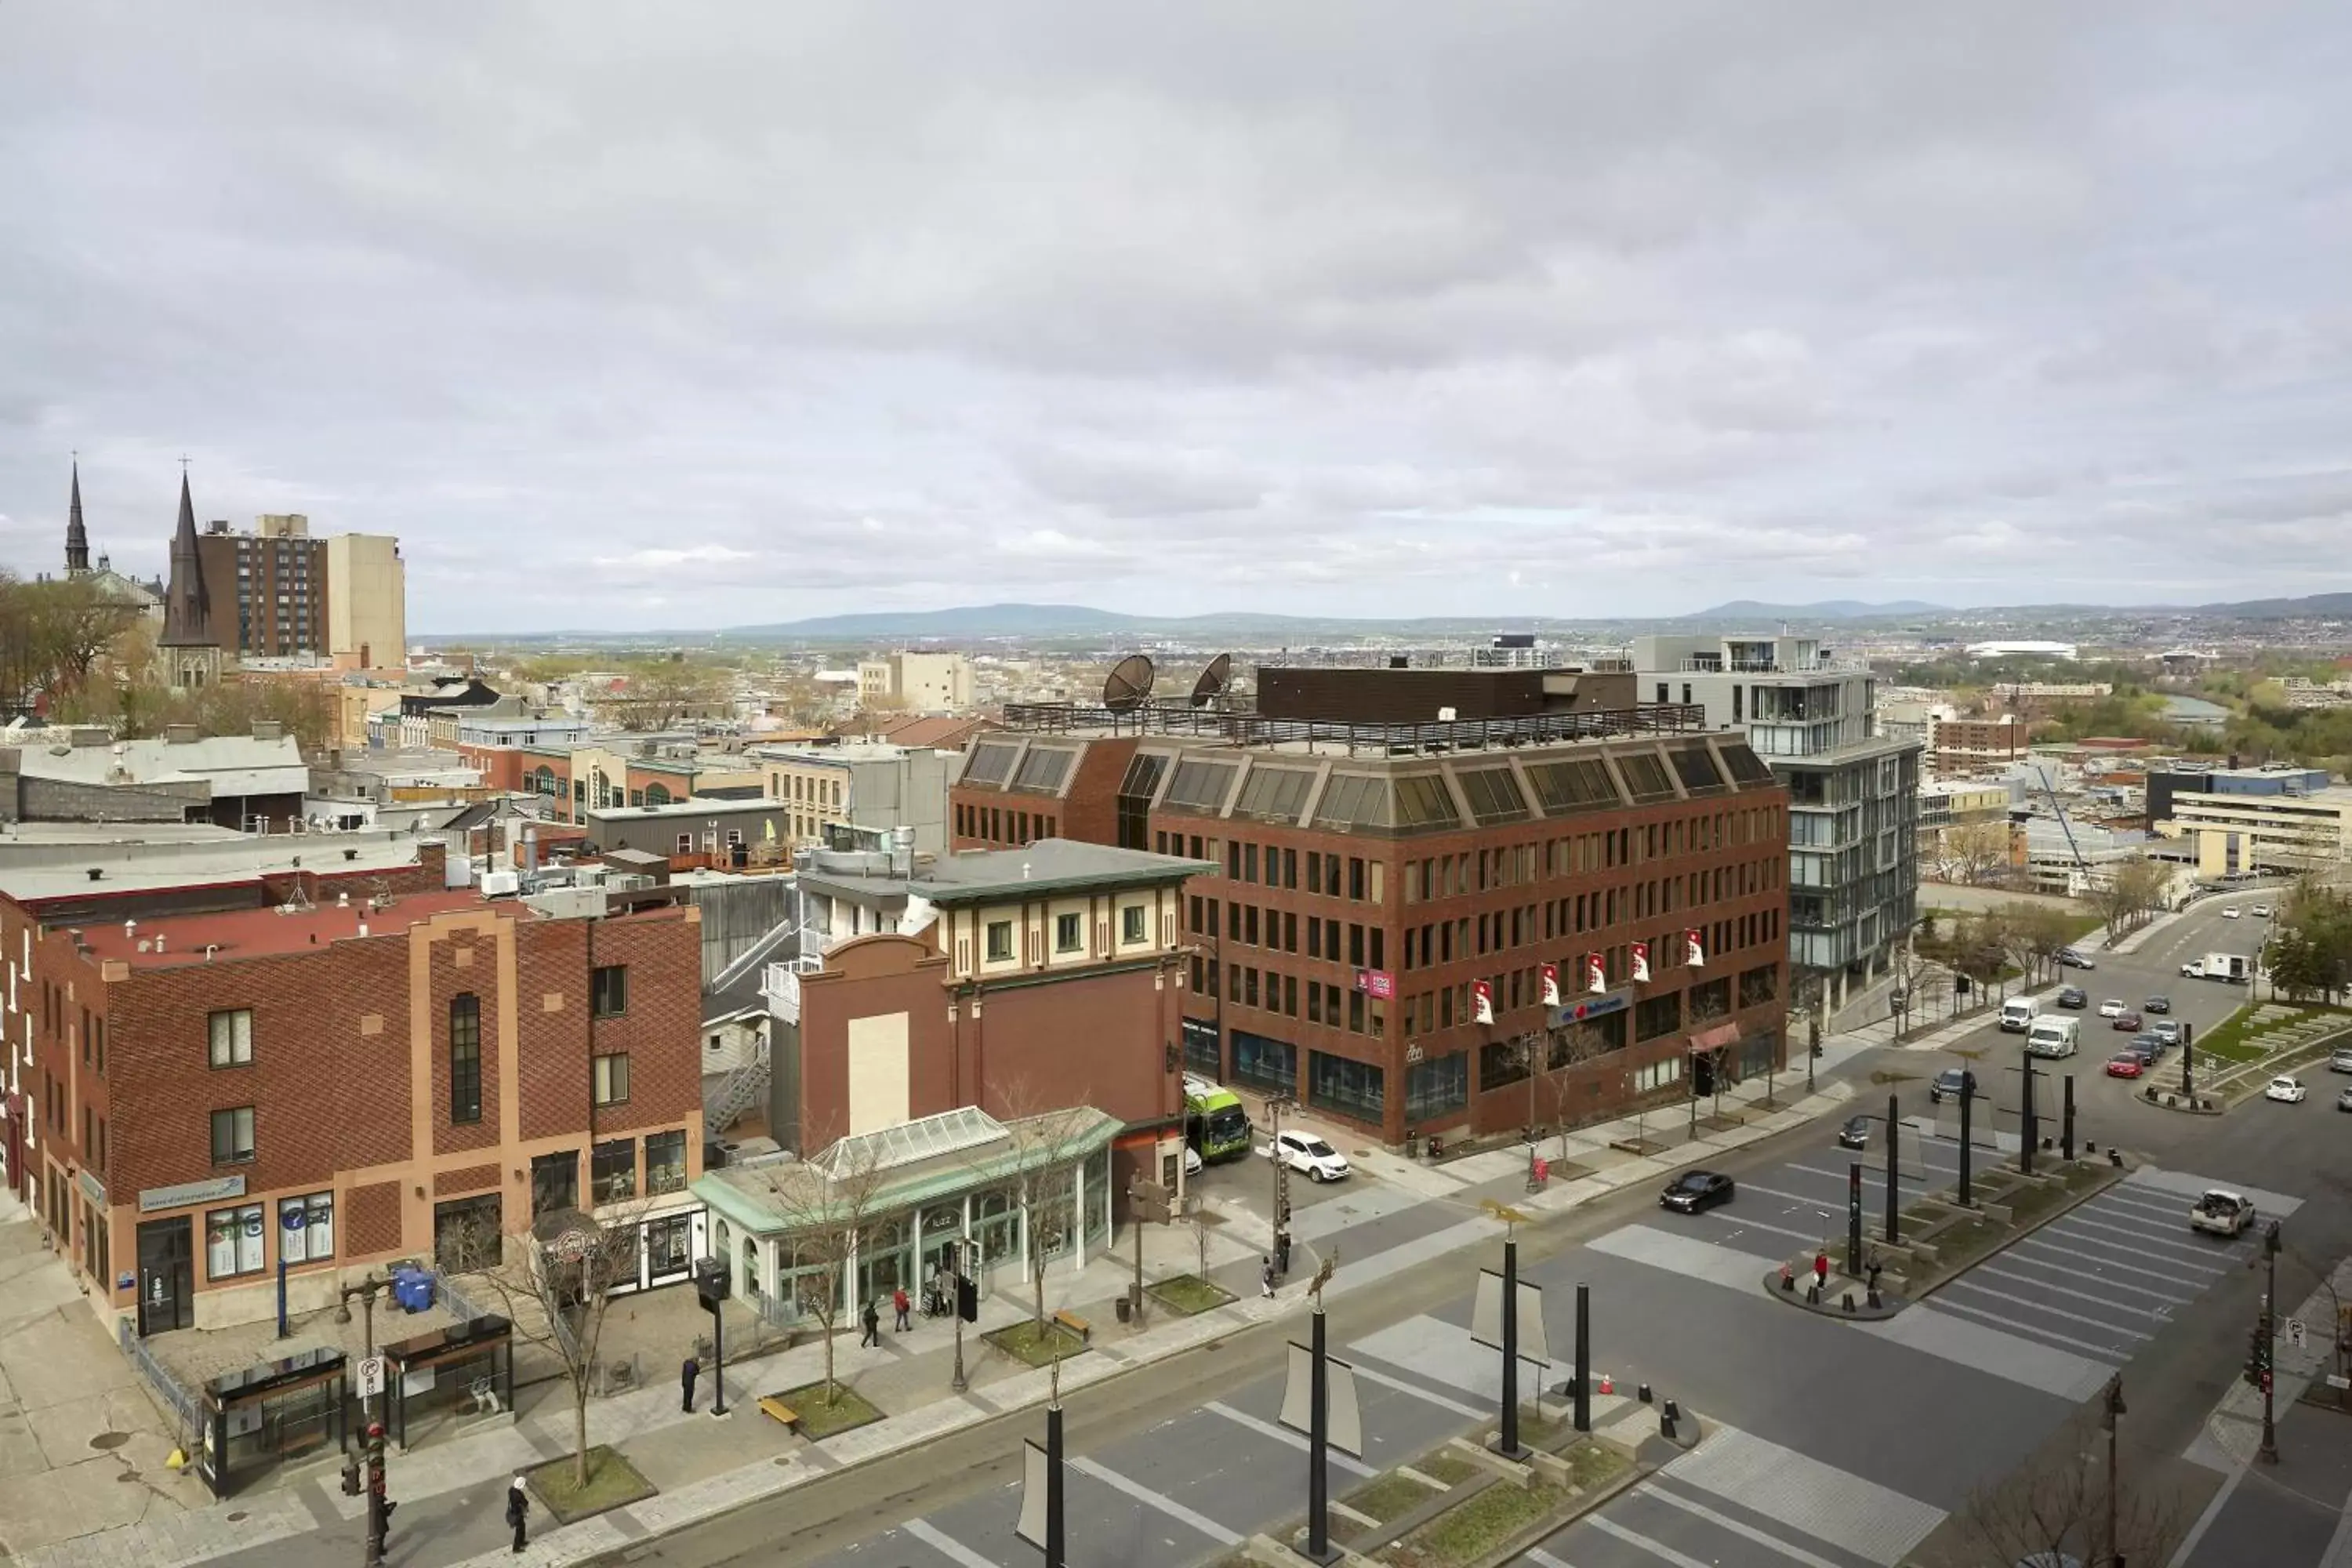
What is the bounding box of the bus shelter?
[195,1347,348,1497]
[377,1314,514,1451]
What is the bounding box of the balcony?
[762,954,822,1025]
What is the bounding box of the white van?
[2027,1016,2080,1058]
[2000,998,2037,1033]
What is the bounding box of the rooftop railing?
[995,700,1708,754]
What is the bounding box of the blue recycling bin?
[391,1267,436,1314]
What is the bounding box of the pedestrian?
[893,1285,912,1332]
[1866,1251,1883,1294]
[1813,1250,1829,1291]
[860,1297,882,1347]
[506,1474,530,1554]
[1261,1255,1276,1299]
[680,1353,699,1413]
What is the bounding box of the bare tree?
[1686,978,1733,1123]
[1938,818,2014,887]
[988,1094,1103,1334]
[441,1207,638,1491]
[760,1128,890,1406]
[2088,857,2171,943]
[605,657,727,731]
[1955,1400,2185,1568]
[1547,1018,1619,1150]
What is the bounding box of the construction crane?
[2031,764,2089,871]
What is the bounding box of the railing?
[118,1319,203,1437]
[1675,656,1865,675]
[996,702,1709,753]
[762,953,822,1024]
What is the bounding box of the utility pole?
[2102,1375,2125,1568]
[1882,1092,1900,1246]
[1957,1069,1976,1208]
[1268,1094,1294,1278]
[2019,1056,2038,1178]
[2061,1074,2076,1163]
[1572,1281,1591,1434]
[1499,1236,1522,1458]
[2261,1221,2281,1464]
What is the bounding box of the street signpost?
[356,1354,386,1400]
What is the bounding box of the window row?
[1191,956,1389,1038]
[1152,830,1387,906]
[1397,862,1779,973]
[1186,895,1388,971]
[1401,805,1785,905]
[957,802,1058,847]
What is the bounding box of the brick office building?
[6,866,704,1336]
[950,666,1791,1147]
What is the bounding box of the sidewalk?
[21,1052,1877,1568]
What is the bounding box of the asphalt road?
[578,898,2350,1568]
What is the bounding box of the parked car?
[2266,1076,2308,1104]
[2111,1011,2144,1032]
[2222,906,2242,919]
[2252,903,2274,917]
[1929,1067,1976,1105]
[2105,1052,2144,1079]
[2151,1019,2184,1047]
[1262,1129,1350,1182]
[2056,948,2096,970]
[2056,987,2088,1010]
[2143,996,2171,1014]
[1660,1170,1734,1214]
[2125,1034,2162,1064]
[1836,1114,1871,1151]
[2097,998,2127,1018]
[2190,1189,2256,1236]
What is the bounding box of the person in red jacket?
[892,1285,912,1332]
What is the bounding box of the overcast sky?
[4,4,2350,633]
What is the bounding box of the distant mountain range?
[2193,591,2352,619]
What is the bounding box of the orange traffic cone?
[1598,1374,1614,1396]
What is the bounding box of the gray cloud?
[3,2,2350,630]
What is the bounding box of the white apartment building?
[857,652,974,713]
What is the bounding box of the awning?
[1686,1022,1741,1054]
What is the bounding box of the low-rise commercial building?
[753,742,959,857]
[858,652,974,713]
[1930,715,2027,775]
[2154,767,2352,877]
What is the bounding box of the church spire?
[64,458,90,574]
[159,470,214,648]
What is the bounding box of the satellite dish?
[1189,654,1232,709]
[1104,655,1156,713]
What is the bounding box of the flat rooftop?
[74,888,504,971]
[0,832,432,902]
[803,839,1213,906]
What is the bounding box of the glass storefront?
[1232,1029,1297,1095]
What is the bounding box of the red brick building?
[951,667,1792,1146]
[6,866,704,1335]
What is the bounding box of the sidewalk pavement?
[22,1051,1879,1568]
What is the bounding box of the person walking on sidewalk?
[1813,1250,1830,1292]
[506,1474,530,1554]
[681,1352,700,1413]
[893,1285,912,1331]
[861,1297,883,1347]
[1261,1255,1276,1299]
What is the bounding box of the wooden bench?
[756,1396,800,1430]
[1052,1308,1091,1344]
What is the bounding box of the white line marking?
[1926,1294,2130,1362]
[1738,1179,1856,1212]
[1710,1214,1831,1247]
[1939,1279,2154,1340]
[1335,1359,1486,1420]
[1639,1481,1845,1567]
[2046,1214,2234,1267]
[904,1518,1004,1568]
[1975,1260,2187,1310]
[1784,1162,1926,1188]
[1524,1548,1576,1568]
[1586,1512,1715,1567]
[2010,1235,2210,1287]
[1069,1456,1242,1544]
[1203,1400,1377,1476]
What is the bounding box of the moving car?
[1660,1170,1734,1214]
[2339,1087,2352,1113]
[2222,906,2242,919]
[2328,1046,2352,1075]
[2266,1076,2308,1104]
[2143,996,2171,1014]
[2190,1189,2256,1237]
[2056,987,2088,1010]
[2252,904,2274,918]
[1836,1114,1871,1151]
[2111,1011,2144,1032]
[2104,1051,2144,1079]
[1999,997,2037,1033]
[2056,948,2096,970]
[1261,1129,1350,1182]
[2123,1034,2162,1064]
[2097,998,2127,1018]
[1929,1067,1976,1105]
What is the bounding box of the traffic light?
[2245,1323,2273,1388]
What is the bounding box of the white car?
[2265,1076,2307,1104]
[2252,904,2274,918]
[2222,906,2242,920]
[1262,1129,1350,1182]
[2096,998,2127,1018]
[1183,1145,1203,1178]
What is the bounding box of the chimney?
[252,720,284,742]
[524,827,539,875]
[163,724,199,746]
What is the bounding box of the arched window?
[644,782,672,806]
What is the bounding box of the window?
[1054,912,1083,953]
[1479,1040,1530,1091]
[206,1203,266,1279]
[210,1106,255,1165]
[645,1130,688,1196]
[209,1009,253,1067]
[593,1052,632,1105]
[1403,1051,1468,1121]
[1122,905,1148,944]
[532,1150,579,1217]
[591,965,629,1018]
[1634,991,1682,1042]
[449,993,482,1123]
[986,920,1014,962]
[278,1192,335,1264]
[592,1138,638,1204]
[1232,1030,1297,1096]
[1308,1051,1385,1120]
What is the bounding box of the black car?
[2056,987,2087,1009]
[1661,1171,1734,1213]
[2125,1034,2161,1065]
[1836,1114,1870,1151]
[2143,996,2172,1014]
[1929,1067,1978,1104]
[2056,949,2096,971]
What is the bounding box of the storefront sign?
[139,1174,246,1214]
[77,1168,107,1208]
[1353,969,1395,1000]
[1548,986,1634,1030]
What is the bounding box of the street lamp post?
[2102,1374,2125,1567]
[1267,1094,1295,1279]
[2260,1221,2281,1465]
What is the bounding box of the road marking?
[1588,1223,1783,1296]
[2125,1166,2305,1218]
[2038,1221,2229,1275]
[2011,1235,2211,1288]
[1341,1359,1487,1420]
[1737,1178,1857,1212]
[1586,1513,1716,1567]
[1661,1422,1947,1563]
[1784,1162,1927,1188]
[2047,1214,2234,1266]
[903,1518,1004,1568]
[1203,1400,1377,1476]
[1639,1480,1845,1567]
[1069,1455,1241,1544]
[1939,1278,2155,1339]
[1710,1213,1830,1247]
[1524,1548,1576,1568]
[1859,1302,2113,1400]
[1975,1259,2186,1310]
[1926,1294,2129,1363]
